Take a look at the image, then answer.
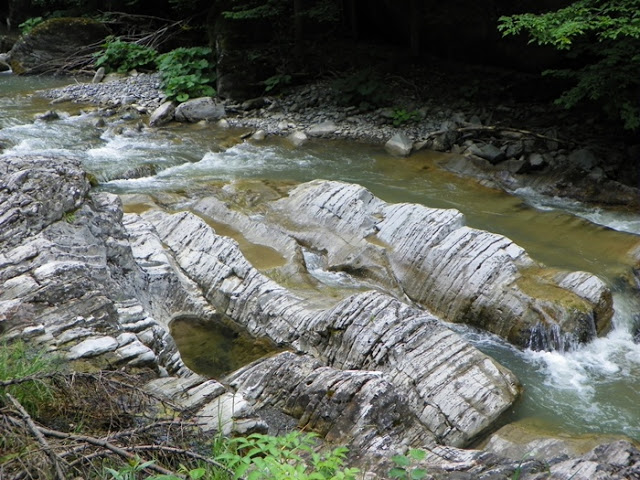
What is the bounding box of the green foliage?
[332,68,388,110]
[156,47,216,102]
[264,73,292,93]
[389,449,428,480]
[94,38,158,74]
[105,457,156,480]
[391,108,420,127]
[217,432,360,480]
[498,0,640,129]
[18,17,44,35]
[0,340,61,416]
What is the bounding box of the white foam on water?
[514,187,640,235]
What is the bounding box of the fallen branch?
[6,394,67,480]
[39,426,177,477]
[419,124,571,146]
[124,444,237,476]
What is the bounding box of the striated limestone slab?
[141,209,520,447]
[268,180,612,348]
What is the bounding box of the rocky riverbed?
[38,71,640,210]
[2,148,640,478]
[0,70,636,478]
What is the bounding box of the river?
[2,73,640,442]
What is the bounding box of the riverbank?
[37,68,640,211]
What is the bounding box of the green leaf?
[408,449,427,461]
[392,455,411,467]
[411,468,428,480]
[188,468,206,479]
[389,467,408,479]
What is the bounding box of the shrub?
[156,47,216,102]
[94,37,158,74]
[391,108,420,127]
[499,0,640,130]
[217,431,360,480]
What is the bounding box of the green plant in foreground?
[94,38,158,74]
[391,108,420,127]
[156,47,216,102]
[389,449,428,480]
[0,340,61,417]
[105,457,156,480]
[218,431,360,480]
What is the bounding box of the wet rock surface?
[264,180,612,348]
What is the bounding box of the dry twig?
[6,394,67,480]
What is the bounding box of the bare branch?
[6,394,67,480]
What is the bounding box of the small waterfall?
[527,323,581,353]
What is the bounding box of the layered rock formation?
[261,180,612,349]
[2,153,637,478]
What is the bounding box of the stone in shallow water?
[385,132,413,156]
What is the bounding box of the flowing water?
[2,74,640,441]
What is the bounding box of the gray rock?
[385,132,413,156]
[528,152,548,170]
[287,130,308,147]
[250,129,266,141]
[569,148,599,171]
[307,120,338,137]
[505,141,524,159]
[229,351,437,455]
[8,18,109,75]
[140,209,520,447]
[34,110,60,121]
[468,142,506,164]
[92,67,106,84]
[149,100,176,127]
[268,180,612,348]
[174,97,225,123]
[67,335,118,359]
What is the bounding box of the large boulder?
[174,97,225,123]
[8,18,110,74]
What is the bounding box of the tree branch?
[6,394,67,480]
